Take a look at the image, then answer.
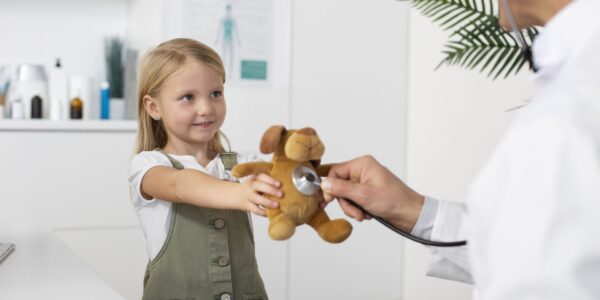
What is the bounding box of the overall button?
[220,293,232,300]
[214,218,226,229]
[217,256,230,267]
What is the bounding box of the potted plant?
[409,0,538,79]
[104,36,125,118]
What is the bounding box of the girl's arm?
[141,166,280,216]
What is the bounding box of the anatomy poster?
[165,0,289,87]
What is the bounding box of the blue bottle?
[100,81,110,120]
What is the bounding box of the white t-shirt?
[128,150,258,260]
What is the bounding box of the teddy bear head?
[259,125,325,164]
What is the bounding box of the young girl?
[129,38,281,300]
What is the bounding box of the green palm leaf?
[409,0,539,79]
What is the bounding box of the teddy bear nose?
[297,127,316,135]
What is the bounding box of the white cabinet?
[0,121,145,299]
[0,121,138,228]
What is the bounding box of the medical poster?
[164,0,289,88]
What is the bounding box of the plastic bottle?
[31,95,42,119]
[11,98,24,119]
[100,81,110,120]
[49,58,67,120]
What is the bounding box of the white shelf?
[0,120,136,132]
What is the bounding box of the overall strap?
[157,149,237,171]
[157,149,184,170]
[220,151,239,183]
[220,151,239,171]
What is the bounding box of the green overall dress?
[142,152,268,300]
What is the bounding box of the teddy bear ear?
[260,125,287,154]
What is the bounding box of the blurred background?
[0,0,534,299]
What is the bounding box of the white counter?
[0,120,136,132]
[0,219,126,299]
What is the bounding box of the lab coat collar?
[532,0,600,82]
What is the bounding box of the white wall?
[402,8,536,300]
[288,0,408,299]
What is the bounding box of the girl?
[129,38,280,300]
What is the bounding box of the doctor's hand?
[321,155,425,233]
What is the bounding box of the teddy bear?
[231,125,353,243]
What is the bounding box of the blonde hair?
[134,38,229,154]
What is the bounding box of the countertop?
[0,217,126,299]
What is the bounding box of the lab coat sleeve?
[421,197,472,283]
[411,196,439,240]
[483,123,600,299]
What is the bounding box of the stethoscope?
[292,166,467,247]
[501,0,538,73]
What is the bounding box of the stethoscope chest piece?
[291,166,321,196]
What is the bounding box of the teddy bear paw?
[268,216,296,241]
[318,219,353,243]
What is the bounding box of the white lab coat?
[424,0,600,298]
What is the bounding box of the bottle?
[100,81,110,120]
[31,95,42,119]
[0,93,5,120]
[69,76,90,120]
[70,94,83,120]
[49,58,67,120]
[16,64,48,119]
[10,98,24,120]
[0,81,7,119]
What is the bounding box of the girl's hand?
[237,173,282,216]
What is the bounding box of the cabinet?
[0,120,146,299]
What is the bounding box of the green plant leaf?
[104,36,125,98]
[410,0,539,79]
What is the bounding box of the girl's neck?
[162,142,217,167]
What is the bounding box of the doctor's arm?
[321,155,472,283]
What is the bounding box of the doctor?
[322,0,600,298]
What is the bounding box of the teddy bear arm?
[232,162,273,178]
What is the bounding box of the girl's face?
[146,58,226,152]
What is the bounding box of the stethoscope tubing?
[291,166,467,247]
[344,199,468,247]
